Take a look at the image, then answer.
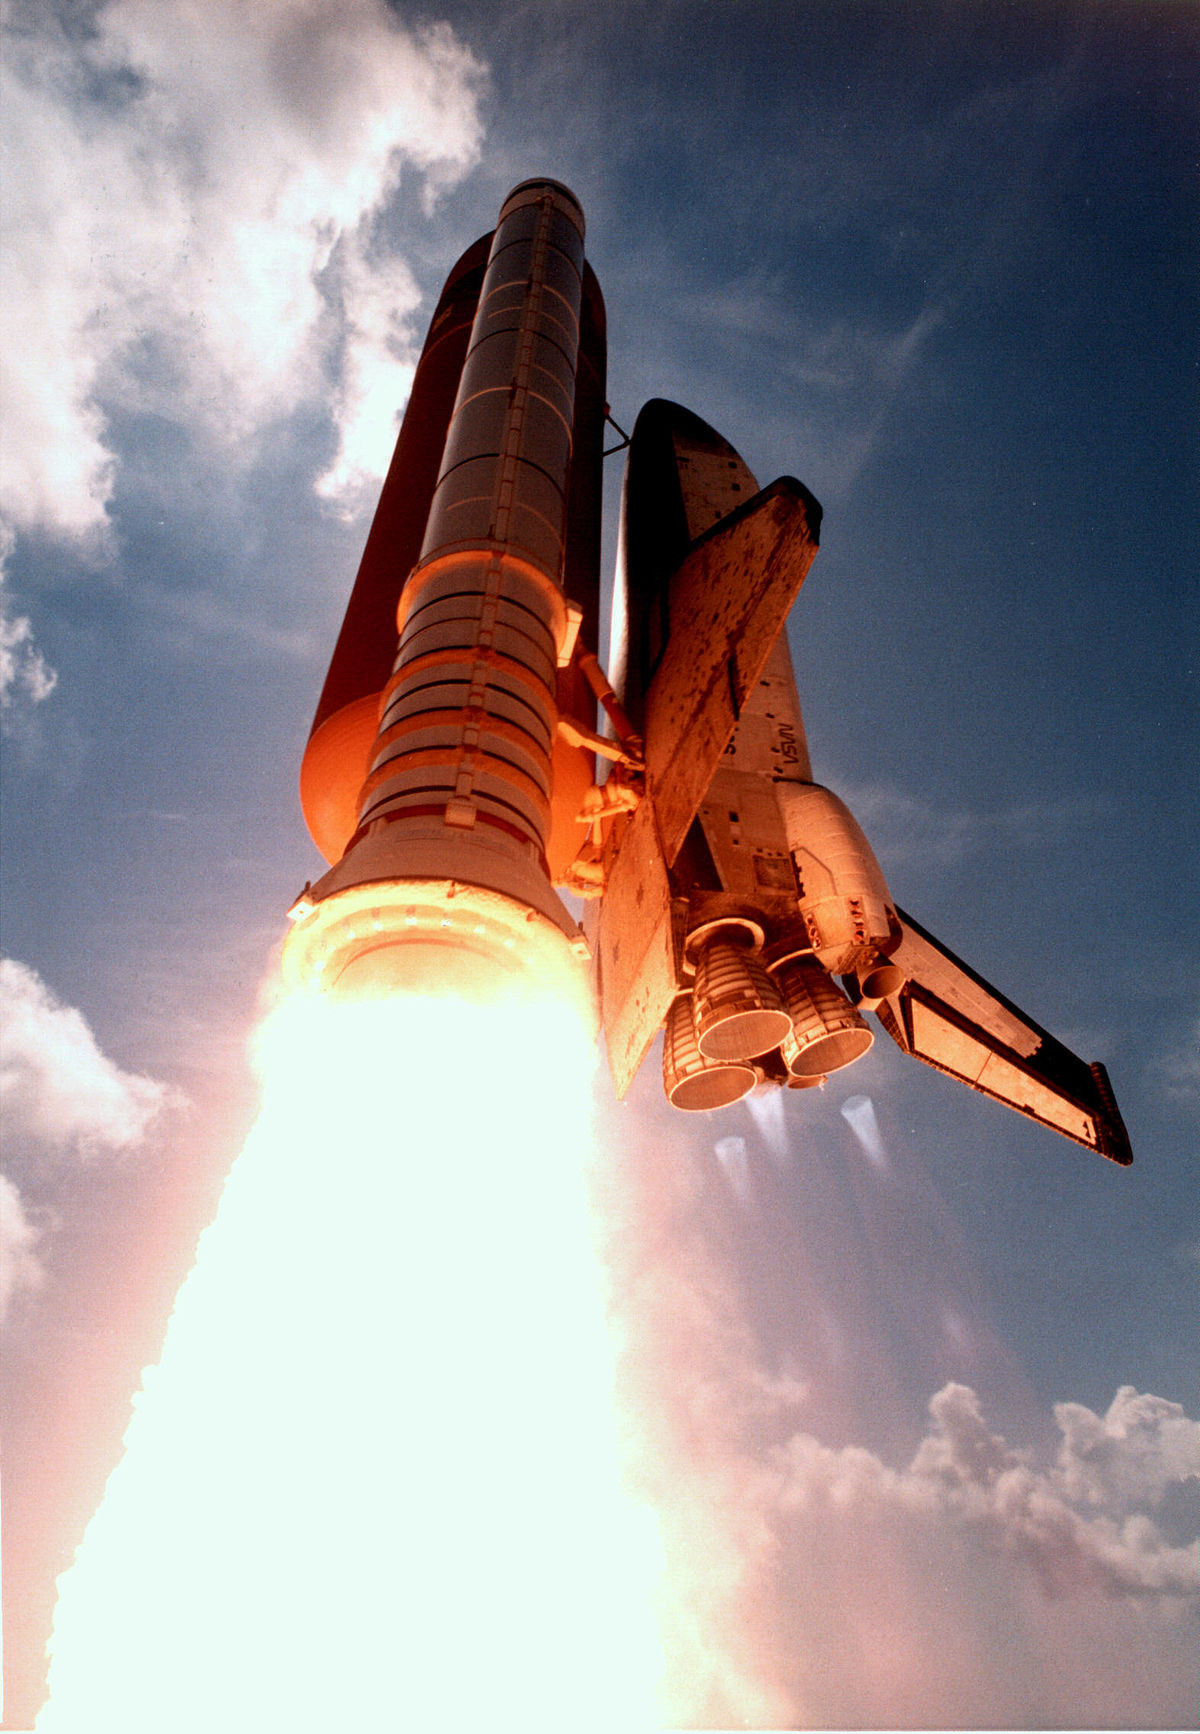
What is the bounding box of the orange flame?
[38,989,666,1730]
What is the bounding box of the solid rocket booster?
[299,231,492,867]
[284,180,600,1004]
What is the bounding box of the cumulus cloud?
[768,1382,1200,1718]
[0,521,57,714]
[313,242,423,511]
[1052,1385,1200,1527]
[899,1382,1200,1598]
[0,958,177,1156]
[0,0,485,538]
[0,1173,45,1323]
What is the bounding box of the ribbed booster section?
[354,180,583,886]
[283,182,593,1007]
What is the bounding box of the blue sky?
[1,2,1197,1726]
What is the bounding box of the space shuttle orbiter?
[589,396,1130,1163]
[283,178,1131,1167]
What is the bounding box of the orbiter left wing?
[873,908,1132,1165]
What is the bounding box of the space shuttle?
[283,178,1131,1166]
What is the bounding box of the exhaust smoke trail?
[37,988,665,1731]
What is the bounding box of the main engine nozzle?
[660,924,875,1112]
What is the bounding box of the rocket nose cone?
[503,176,583,215]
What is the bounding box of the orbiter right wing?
[873,908,1132,1165]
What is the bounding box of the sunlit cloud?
[893,1382,1200,1599]
[1051,1385,1200,1523]
[313,240,422,512]
[763,1381,1200,1722]
[0,522,57,718]
[0,1173,45,1323]
[0,958,179,1157]
[0,592,58,715]
[0,0,486,541]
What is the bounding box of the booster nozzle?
[282,871,592,1025]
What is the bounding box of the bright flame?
[38,988,665,1731]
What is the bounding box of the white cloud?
[0,1173,45,1323]
[898,1381,1200,1597]
[0,603,57,707]
[313,240,422,511]
[0,0,485,539]
[0,520,57,713]
[1052,1385,1200,1527]
[759,1383,1200,1724]
[0,958,178,1156]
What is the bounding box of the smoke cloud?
[0,958,177,1157]
[791,1380,1200,1602]
[0,0,486,540]
[765,1381,1200,1725]
[613,1114,1200,1728]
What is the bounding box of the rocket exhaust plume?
[39,186,668,1730]
[38,994,667,1731]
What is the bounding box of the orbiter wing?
[871,909,1132,1164]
